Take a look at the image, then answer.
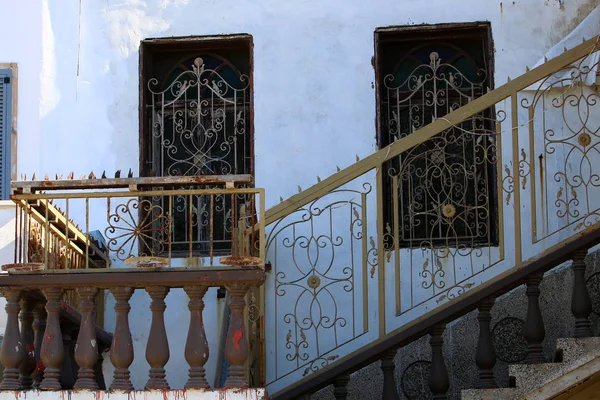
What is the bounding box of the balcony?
[0,174,267,399]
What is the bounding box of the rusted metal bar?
[19,199,107,266]
[12,186,265,271]
[12,175,253,194]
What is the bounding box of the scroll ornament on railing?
[104,199,169,262]
[147,57,250,177]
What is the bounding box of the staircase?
[261,35,600,399]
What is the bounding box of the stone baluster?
[94,350,106,390]
[0,289,23,390]
[74,287,99,390]
[145,286,170,390]
[19,294,36,389]
[524,274,546,363]
[224,284,249,387]
[333,373,351,399]
[31,301,47,389]
[40,287,63,390]
[380,349,400,400]
[476,298,497,388]
[59,323,76,389]
[109,287,134,391]
[429,324,449,400]
[571,250,592,338]
[184,286,210,389]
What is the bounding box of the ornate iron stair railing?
[263,36,600,398]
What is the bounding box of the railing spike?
[544,55,548,63]
[31,173,36,181]
[20,173,24,181]
[526,66,530,72]
[89,171,96,180]
[356,154,360,162]
[279,196,284,203]
[79,175,86,180]
[507,76,511,82]
[583,36,587,43]
[337,166,341,172]
[297,185,302,193]
[67,172,74,180]
[44,175,49,181]
[101,171,106,179]
[115,170,121,178]
[55,174,58,180]
[564,46,568,53]
[128,168,133,178]
[317,176,321,182]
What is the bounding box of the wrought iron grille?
[144,45,252,255]
[378,29,498,248]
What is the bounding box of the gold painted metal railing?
[263,36,600,392]
[10,175,265,271]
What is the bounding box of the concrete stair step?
[461,337,600,399]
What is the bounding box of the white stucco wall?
[1,0,599,393]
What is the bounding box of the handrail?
[271,221,600,399]
[12,174,254,193]
[0,266,265,287]
[264,35,600,225]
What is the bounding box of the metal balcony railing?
[9,174,265,270]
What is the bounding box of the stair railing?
[262,35,600,397]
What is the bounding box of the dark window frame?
[374,23,499,249]
[138,35,255,257]
[139,34,254,178]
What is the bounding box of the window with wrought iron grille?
[140,35,253,256]
[376,24,499,248]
